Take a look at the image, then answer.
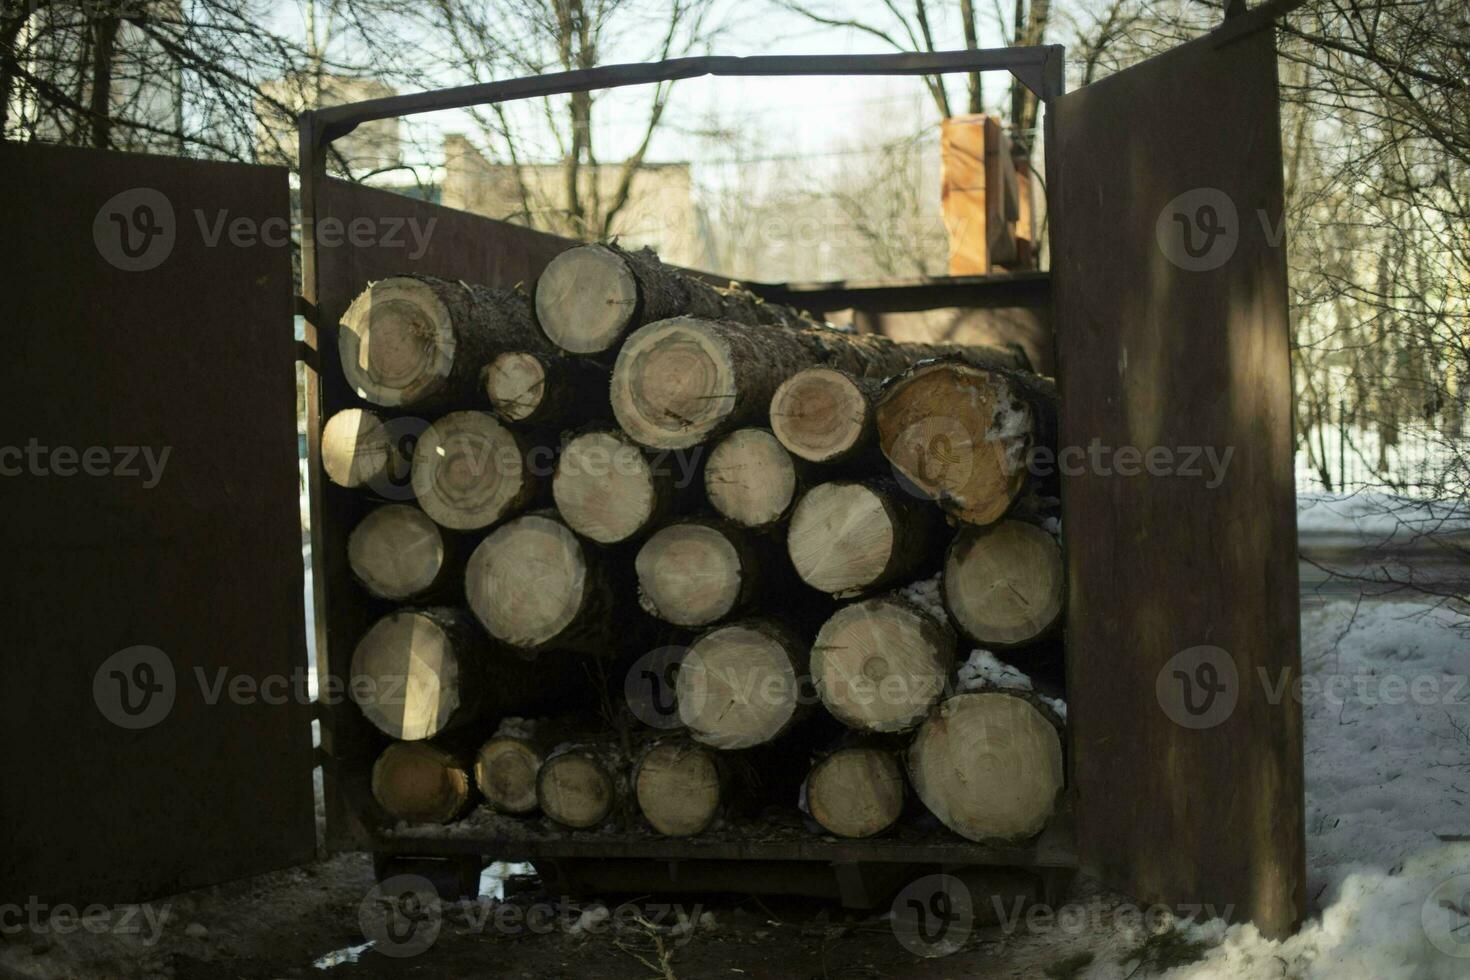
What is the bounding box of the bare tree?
[425,0,722,239]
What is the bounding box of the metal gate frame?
[297,0,1305,937]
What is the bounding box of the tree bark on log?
[704,428,805,529]
[676,618,810,750]
[943,519,1064,648]
[347,504,460,601]
[348,607,538,740]
[339,276,549,411]
[411,410,543,531]
[787,478,945,598]
[811,594,956,733]
[534,242,824,355]
[481,349,610,426]
[371,741,475,825]
[805,742,907,839]
[633,737,729,837]
[906,691,1064,842]
[464,511,618,654]
[770,368,883,465]
[876,359,1058,527]
[611,316,1032,451]
[634,518,769,627]
[321,407,410,491]
[552,428,692,545]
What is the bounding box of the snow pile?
[899,573,946,621]
[492,716,535,740]
[1164,845,1470,979]
[955,649,1067,721]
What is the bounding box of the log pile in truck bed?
[327,243,1068,847]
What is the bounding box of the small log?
[464,511,616,654]
[811,594,956,733]
[906,691,1064,842]
[537,742,625,830]
[770,368,881,465]
[474,718,576,815]
[676,619,808,750]
[634,519,765,627]
[348,607,489,740]
[339,276,547,411]
[876,360,1058,527]
[787,478,944,598]
[943,519,1064,647]
[634,738,727,837]
[321,407,410,490]
[552,428,686,545]
[704,428,803,529]
[371,741,474,825]
[347,504,454,601]
[481,350,610,426]
[805,743,907,838]
[533,242,821,355]
[411,410,541,531]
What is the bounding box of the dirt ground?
[0,854,1141,980]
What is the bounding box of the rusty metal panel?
[1049,28,1304,937]
[300,179,581,848]
[0,143,314,904]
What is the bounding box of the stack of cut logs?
[326,242,1067,844]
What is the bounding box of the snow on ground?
[1296,491,1470,541]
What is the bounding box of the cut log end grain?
[537,750,616,829]
[704,428,799,528]
[339,277,456,407]
[787,481,938,598]
[372,742,473,825]
[347,505,445,600]
[350,610,469,740]
[907,692,1064,842]
[411,411,534,531]
[535,244,640,354]
[806,747,906,838]
[944,520,1064,647]
[475,736,545,814]
[771,368,873,464]
[677,621,805,750]
[812,596,956,733]
[553,430,661,545]
[635,522,748,627]
[876,362,1037,527]
[635,741,723,836]
[482,351,548,422]
[321,408,408,489]
[465,514,591,650]
[611,317,742,449]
